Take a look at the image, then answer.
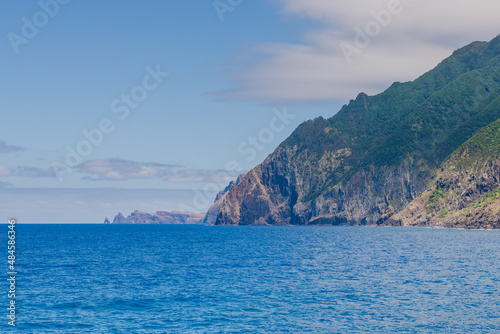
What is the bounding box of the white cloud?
[77,158,240,184]
[217,0,500,102]
[78,159,177,181]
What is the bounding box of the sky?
[1,0,499,222]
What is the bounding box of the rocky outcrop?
[203,176,242,225]
[110,210,205,224]
[210,36,500,229]
[390,165,500,229]
[213,146,430,225]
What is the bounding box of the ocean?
[2,224,500,333]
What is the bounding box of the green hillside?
[444,116,500,168]
[395,116,500,228]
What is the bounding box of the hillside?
[206,36,500,227]
[391,117,500,229]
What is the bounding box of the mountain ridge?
[206,35,500,228]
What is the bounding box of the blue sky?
[1,0,499,222]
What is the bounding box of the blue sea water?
[1,224,500,333]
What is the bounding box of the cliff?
[110,210,205,224]
[202,176,242,225]
[391,117,500,229]
[206,36,500,228]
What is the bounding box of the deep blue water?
[1,224,500,333]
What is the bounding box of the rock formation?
[391,118,500,229]
[205,36,500,229]
[110,210,205,224]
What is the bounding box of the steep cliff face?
[391,118,500,229]
[213,146,431,225]
[209,36,500,227]
[202,177,242,225]
[111,210,204,224]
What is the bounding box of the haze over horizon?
[1,0,500,222]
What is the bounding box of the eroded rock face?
[213,146,431,226]
[392,115,500,229]
[111,210,205,224]
[391,143,500,229]
[203,177,242,225]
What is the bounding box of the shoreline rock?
[107,210,205,224]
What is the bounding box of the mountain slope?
[207,36,500,227]
[391,117,500,229]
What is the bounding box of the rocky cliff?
[391,117,500,229]
[202,176,242,225]
[206,36,500,228]
[110,210,205,224]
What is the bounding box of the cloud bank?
[78,159,177,181]
[1,158,241,187]
[217,0,500,102]
[15,167,57,178]
[0,141,24,154]
[77,159,240,183]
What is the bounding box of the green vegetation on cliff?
[395,115,500,228]
[444,115,500,169]
[282,36,500,202]
[425,189,446,214]
[469,187,500,209]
